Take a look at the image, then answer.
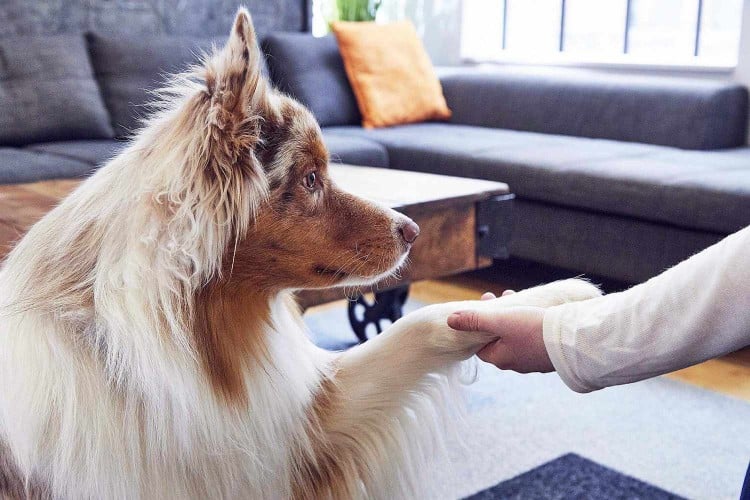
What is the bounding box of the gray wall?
[0,0,307,38]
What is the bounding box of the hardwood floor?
[410,274,750,403]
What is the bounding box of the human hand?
[447,290,553,373]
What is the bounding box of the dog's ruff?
[0,9,602,499]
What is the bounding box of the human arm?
[544,226,750,392]
[448,226,750,393]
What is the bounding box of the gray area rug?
[303,299,750,499]
[465,453,684,499]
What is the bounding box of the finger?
[481,292,496,301]
[448,306,532,334]
[477,341,514,369]
[447,310,485,332]
[448,307,516,333]
[501,290,515,297]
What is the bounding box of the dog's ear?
[204,7,268,129]
[175,8,270,249]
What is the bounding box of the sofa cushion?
[0,35,114,146]
[263,34,360,127]
[322,131,388,168]
[326,123,750,234]
[0,148,94,184]
[25,140,126,166]
[331,21,451,128]
[564,148,750,234]
[325,123,657,173]
[439,67,749,150]
[87,33,218,138]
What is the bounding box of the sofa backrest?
[0,34,114,146]
[263,33,361,127]
[440,68,749,150]
[86,33,221,138]
[2,0,311,142]
[2,1,307,39]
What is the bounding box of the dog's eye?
[303,171,317,190]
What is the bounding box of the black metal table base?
[347,286,409,343]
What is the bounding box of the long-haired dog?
[0,9,600,499]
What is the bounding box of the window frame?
[462,0,739,73]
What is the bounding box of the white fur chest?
[0,292,328,499]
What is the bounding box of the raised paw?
[490,278,602,309]
[377,279,602,366]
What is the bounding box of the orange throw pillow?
[332,21,451,128]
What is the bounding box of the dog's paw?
[385,279,601,364]
[496,278,602,309]
[393,302,497,360]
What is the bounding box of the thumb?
[447,309,492,332]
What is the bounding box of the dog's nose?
[399,219,420,244]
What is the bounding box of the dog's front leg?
[338,278,602,376]
[318,279,601,498]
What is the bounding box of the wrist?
[542,305,596,393]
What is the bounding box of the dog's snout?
[399,219,420,244]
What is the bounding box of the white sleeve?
[542,226,750,393]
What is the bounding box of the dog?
[0,9,601,499]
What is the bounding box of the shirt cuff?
[543,304,597,393]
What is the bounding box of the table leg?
[347,286,410,343]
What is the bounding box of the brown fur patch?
[256,115,292,169]
[290,377,356,500]
[9,214,98,319]
[193,283,272,406]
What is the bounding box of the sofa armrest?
[438,67,748,150]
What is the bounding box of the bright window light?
[460,0,505,60]
[699,0,744,61]
[564,0,627,56]
[504,0,562,53]
[627,0,699,57]
[461,0,744,68]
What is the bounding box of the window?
[564,0,628,56]
[461,0,743,68]
[504,0,562,53]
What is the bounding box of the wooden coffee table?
[0,165,513,342]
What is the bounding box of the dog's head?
[155,9,418,293]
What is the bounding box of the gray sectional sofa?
[2,31,749,285]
